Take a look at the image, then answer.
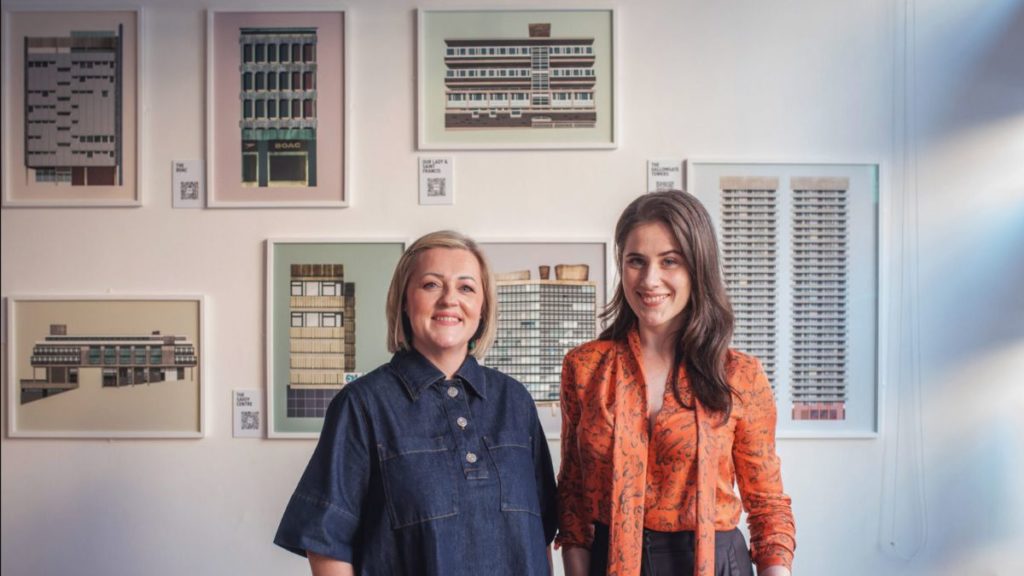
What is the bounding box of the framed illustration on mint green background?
[1,8,142,207]
[266,239,405,438]
[418,9,617,150]
[206,10,348,207]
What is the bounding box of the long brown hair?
[600,190,736,420]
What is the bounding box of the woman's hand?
[759,565,791,576]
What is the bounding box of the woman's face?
[622,220,692,336]
[404,247,485,362]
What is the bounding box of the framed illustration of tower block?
[266,239,404,438]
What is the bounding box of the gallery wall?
[2,0,1022,575]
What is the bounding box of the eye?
[662,257,680,267]
[625,256,645,268]
[422,280,440,289]
[459,283,476,293]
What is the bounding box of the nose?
[639,264,660,289]
[439,283,458,306]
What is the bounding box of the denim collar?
[389,349,487,401]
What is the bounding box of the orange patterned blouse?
[556,329,795,576]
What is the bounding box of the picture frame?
[478,239,612,438]
[417,9,618,150]
[206,9,348,208]
[266,238,406,438]
[6,295,205,438]
[686,159,885,438]
[1,7,143,207]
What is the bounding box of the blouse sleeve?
[732,358,797,572]
[274,387,371,563]
[555,351,592,549]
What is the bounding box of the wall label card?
[172,160,205,208]
[419,156,454,205]
[233,389,263,438]
[647,159,684,192]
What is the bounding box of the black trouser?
[589,523,755,576]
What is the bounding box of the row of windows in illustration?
[242,98,315,120]
[242,42,315,64]
[242,70,315,92]
[290,311,344,328]
[27,89,111,98]
[25,133,118,143]
[445,68,596,78]
[26,150,115,158]
[290,280,346,297]
[32,346,194,365]
[27,59,115,68]
[446,45,594,57]
[448,92,593,105]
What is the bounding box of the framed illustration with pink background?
[1,7,142,207]
[206,10,348,207]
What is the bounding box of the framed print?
[1,8,142,207]
[7,296,204,438]
[207,10,348,207]
[478,239,611,438]
[687,160,883,437]
[267,239,405,438]
[418,9,617,150]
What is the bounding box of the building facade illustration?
[287,264,355,418]
[486,266,597,402]
[19,324,197,404]
[24,26,123,186]
[443,23,597,129]
[239,27,318,187]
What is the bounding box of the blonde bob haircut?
[385,230,498,358]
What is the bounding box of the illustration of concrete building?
[24,26,123,186]
[720,177,779,388]
[487,265,597,402]
[791,178,849,421]
[287,264,355,418]
[239,27,318,187]
[443,23,596,129]
[19,324,197,404]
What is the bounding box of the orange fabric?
[557,329,795,575]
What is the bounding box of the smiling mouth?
[639,294,670,307]
[432,315,463,325]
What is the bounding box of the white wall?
[2,0,1022,575]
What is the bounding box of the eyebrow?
[421,272,479,283]
[624,249,682,258]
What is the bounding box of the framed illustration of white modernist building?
[6,296,205,438]
[266,239,405,438]
[478,239,611,438]
[1,7,143,207]
[418,9,617,150]
[206,10,348,207]
[687,160,883,437]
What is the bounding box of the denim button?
[456,416,468,429]
[447,386,459,398]
[465,452,478,463]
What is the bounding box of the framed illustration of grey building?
[478,240,611,438]
[1,8,142,207]
[6,296,205,438]
[418,9,617,150]
[207,10,347,207]
[687,160,883,437]
[266,239,405,438]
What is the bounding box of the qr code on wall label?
[240,411,260,431]
[426,177,446,197]
[179,180,199,200]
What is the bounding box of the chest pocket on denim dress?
[378,436,459,528]
[482,434,541,516]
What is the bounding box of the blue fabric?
[274,350,558,575]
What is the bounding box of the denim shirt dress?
[274,350,558,575]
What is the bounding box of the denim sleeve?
[533,410,559,545]
[274,387,371,562]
